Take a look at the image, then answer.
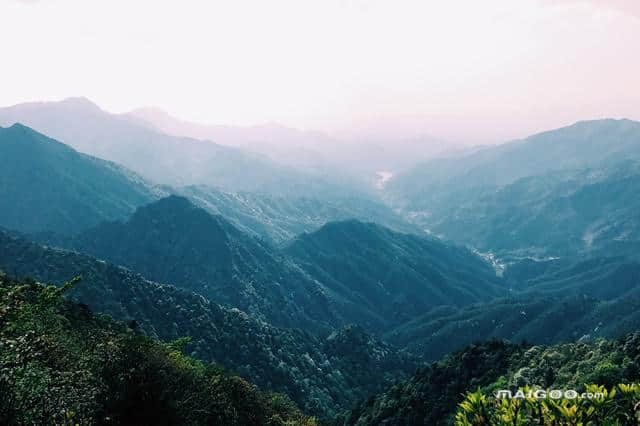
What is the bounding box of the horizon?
[1,95,635,149]
[2,0,639,145]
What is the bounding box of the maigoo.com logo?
[456,384,640,425]
[495,388,604,400]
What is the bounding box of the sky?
[1,0,639,144]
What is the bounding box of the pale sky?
[1,0,639,144]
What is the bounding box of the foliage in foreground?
[339,334,640,425]
[0,271,316,425]
[455,385,640,425]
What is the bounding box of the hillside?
[338,333,640,425]
[51,197,499,334]
[52,195,338,331]
[179,184,421,243]
[386,255,640,360]
[0,272,316,425]
[284,220,504,330]
[409,160,640,257]
[0,123,162,234]
[0,230,421,418]
[387,119,640,257]
[0,119,416,244]
[0,98,360,196]
[390,119,640,205]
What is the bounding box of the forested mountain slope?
[179,184,421,244]
[47,197,502,334]
[0,230,421,418]
[59,195,335,331]
[0,273,317,426]
[0,123,162,234]
[406,160,640,257]
[338,333,640,425]
[387,119,640,258]
[283,220,504,330]
[387,255,640,360]
[389,119,640,209]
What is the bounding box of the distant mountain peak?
[313,218,381,236]
[59,96,102,110]
[149,194,192,208]
[1,122,68,148]
[130,195,209,221]
[6,122,32,132]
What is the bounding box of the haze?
[1,0,639,144]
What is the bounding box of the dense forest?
[0,272,316,425]
[339,334,640,424]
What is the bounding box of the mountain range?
[3,100,640,424]
[126,107,452,179]
[0,98,362,196]
[37,195,501,334]
[387,118,640,258]
[177,184,420,243]
[0,229,419,418]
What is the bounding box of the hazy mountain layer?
[0,98,362,196]
[387,119,640,257]
[406,160,640,257]
[127,107,452,180]
[390,119,640,206]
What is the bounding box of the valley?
[2,106,640,424]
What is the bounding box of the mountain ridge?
[0,123,163,234]
[0,98,362,196]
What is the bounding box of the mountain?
[0,230,421,419]
[338,333,640,425]
[0,273,316,426]
[0,123,162,234]
[387,119,640,257]
[0,98,361,196]
[386,254,640,361]
[390,119,640,202]
[55,197,503,333]
[126,107,342,173]
[417,160,640,257]
[55,195,337,331]
[178,184,422,243]
[283,220,504,331]
[0,116,418,244]
[44,197,502,334]
[126,107,454,181]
